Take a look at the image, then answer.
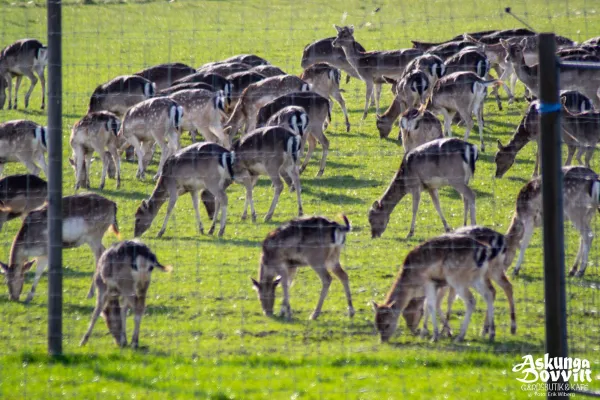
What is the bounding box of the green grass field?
[0,0,599,398]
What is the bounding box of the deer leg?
[440,108,452,136]
[315,130,329,178]
[489,69,502,111]
[299,134,316,175]
[491,269,516,334]
[85,241,105,299]
[278,267,292,319]
[108,145,121,189]
[424,281,439,342]
[15,154,41,176]
[126,137,146,179]
[533,141,540,177]
[407,191,421,238]
[453,183,476,226]
[84,153,93,189]
[36,150,48,177]
[264,170,284,222]
[374,82,382,116]
[565,145,576,166]
[331,89,350,132]
[458,109,474,144]
[474,276,495,342]
[13,75,23,109]
[153,141,171,181]
[449,284,476,343]
[309,266,333,320]
[512,220,535,276]
[362,81,374,120]
[6,75,13,109]
[120,300,130,347]
[157,195,178,238]
[23,257,48,304]
[331,262,355,317]
[480,279,496,335]
[571,218,593,277]
[74,146,86,190]
[190,190,205,235]
[241,175,258,222]
[131,295,146,349]
[35,66,46,110]
[209,190,228,237]
[285,163,303,217]
[428,189,452,232]
[584,147,595,168]
[80,287,108,346]
[472,98,486,152]
[22,71,38,109]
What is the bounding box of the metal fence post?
[538,33,568,400]
[47,0,63,357]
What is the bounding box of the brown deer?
[0,38,47,109]
[80,240,171,348]
[88,75,155,116]
[368,138,478,238]
[133,62,196,91]
[0,174,47,232]
[399,107,444,152]
[252,215,353,320]
[134,142,233,238]
[0,119,48,177]
[0,193,120,303]
[372,234,496,343]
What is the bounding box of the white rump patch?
[440,63,447,77]
[421,77,427,93]
[62,217,88,243]
[290,114,299,135]
[591,181,600,204]
[34,126,47,150]
[400,117,408,130]
[300,112,308,132]
[333,229,346,246]
[144,82,154,98]
[410,80,417,92]
[301,83,311,92]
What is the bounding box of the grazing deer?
[264,106,309,138]
[0,193,120,302]
[0,38,47,109]
[501,39,600,108]
[300,36,366,81]
[409,29,514,50]
[220,54,270,67]
[0,119,48,177]
[425,40,478,60]
[80,240,171,348]
[376,71,430,138]
[70,111,122,190]
[224,75,310,137]
[249,65,286,78]
[157,81,215,96]
[133,62,196,91]
[401,53,446,92]
[509,166,600,277]
[167,89,229,146]
[134,142,233,238]
[197,62,252,77]
[118,97,184,181]
[399,107,444,152]
[372,234,496,343]
[444,48,495,110]
[232,126,302,222]
[300,63,350,132]
[252,215,354,320]
[331,25,423,119]
[225,71,267,112]
[0,174,47,232]
[171,72,233,109]
[88,75,155,116]
[255,91,330,177]
[426,71,499,151]
[368,138,478,238]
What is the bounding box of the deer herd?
[1,25,600,347]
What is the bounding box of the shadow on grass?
[305,175,380,189]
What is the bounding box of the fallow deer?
[0,75,7,109]
[0,119,48,177]
[399,107,444,152]
[401,53,446,92]
[157,81,215,96]
[231,126,302,222]
[88,75,155,117]
[118,97,184,181]
[376,71,429,138]
[167,89,229,146]
[70,111,122,190]
[0,174,47,232]
[171,72,233,109]
[368,138,478,238]
[197,61,252,77]
[225,71,267,112]
[252,215,353,320]
[372,234,496,343]
[134,142,233,238]
[426,71,499,151]
[0,38,47,109]
[219,54,270,67]
[133,62,196,91]
[249,65,286,78]
[255,91,330,177]
[80,240,171,348]
[331,25,423,119]
[509,166,600,277]
[300,63,350,132]
[0,193,120,303]
[224,75,310,137]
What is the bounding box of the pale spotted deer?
[252,215,353,320]
[372,234,496,343]
[0,38,47,110]
[80,240,171,348]
[509,166,600,277]
[134,142,233,238]
[368,138,478,238]
[0,119,48,177]
[0,193,120,303]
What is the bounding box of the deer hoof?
[406,231,414,239]
[348,307,355,318]
[156,230,165,238]
[575,270,585,278]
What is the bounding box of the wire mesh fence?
[0,0,599,398]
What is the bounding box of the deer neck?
[506,119,534,152]
[338,41,364,78]
[505,214,525,260]
[384,268,417,313]
[381,96,403,121]
[379,167,409,215]
[512,57,538,92]
[147,178,169,217]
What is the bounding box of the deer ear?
[388,300,396,309]
[348,25,354,34]
[0,262,8,274]
[497,139,504,150]
[334,24,342,33]
[273,276,282,287]
[251,277,260,290]
[370,300,379,311]
[499,39,509,48]
[68,158,75,167]
[23,260,35,272]
[382,76,397,85]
